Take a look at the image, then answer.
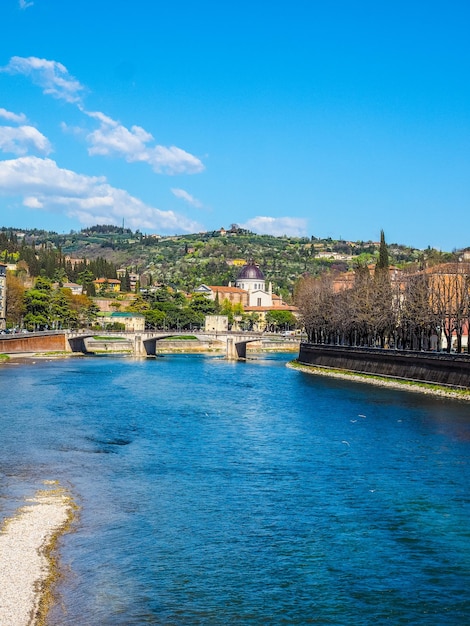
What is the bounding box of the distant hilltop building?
[227,258,247,267]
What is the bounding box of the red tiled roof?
[208,286,246,293]
[245,305,298,312]
[93,278,121,284]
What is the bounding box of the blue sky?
[0,1,469,250]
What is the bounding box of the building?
[195,262,298,330]
[0,263,6,330]
[102,312,145,331]
[93,278,121,294]
[194,284,248,307]
[205,315,229,332]
[116,269,140,292]
[62,282,83,295]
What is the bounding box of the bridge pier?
[134,335,147,357]
[226,338,247,360]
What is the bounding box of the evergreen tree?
[123,270,131,292]
[376,230,389,270]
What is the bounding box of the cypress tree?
[376,230,389,270]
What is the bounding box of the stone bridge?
[0,330,298,360]
[66,330,271,360]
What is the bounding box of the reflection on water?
[1,354,469,625]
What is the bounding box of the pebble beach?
[0,484,74,626]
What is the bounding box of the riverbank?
[0,482,75,626]
[0,342,299,361]
[288,360,470,401]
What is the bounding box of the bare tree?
[429,264,469,352]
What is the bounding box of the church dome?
[236,263,265,281]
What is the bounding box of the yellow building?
[93,278,121,293]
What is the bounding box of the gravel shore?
[287,361,470,401]
[0,483,74,626]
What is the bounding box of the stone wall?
[0,333,67,353]
[298,344,470,389]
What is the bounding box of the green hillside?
[0,225,458,299]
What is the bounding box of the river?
[1,353,469,624]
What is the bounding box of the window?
[257,298,262,306]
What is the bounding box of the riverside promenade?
[298,343,470,389]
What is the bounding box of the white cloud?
[0,56,204,174]
[0,108,27,124]
[147,146,204,175]
[23,196,43,208]
[19,0,34,8]
[171,188,203,208]
[0,126,51,155]
[242,216,308,237]
[84,109,204,175]
[0,56,84,103]
[1,57,203,175]
[0,156,203,233]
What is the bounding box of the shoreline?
[287,361,470,402]
[0,346,299,362]
[0,483,75,626]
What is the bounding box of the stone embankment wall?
[0,333,67,353]
[148,340,223,355]
[298,344,470,389]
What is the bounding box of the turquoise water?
[1,354,469,625]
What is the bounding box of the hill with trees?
[0,224,459,300]
[1,224,466,337]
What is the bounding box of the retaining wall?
[0,333,67,354]
[298,344,470,389]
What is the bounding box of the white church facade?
[194,262,298,328]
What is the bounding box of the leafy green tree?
[53,267,68,286]
[265,310,297,331]
[144,308,167,329]
[240,312,260,330]
[78,269,95,295]
[125,296,150,313]
[6,273,25,327]
[220,299,235,325]
[50,288,78,329]
[189,294,216,315]
[23,279,52,330]
[172,291,188,307]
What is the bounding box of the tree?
[144,308,166,330]
[376,229,389,271]
[125,296,150,313]
[6,273,26,327]
[295,274,334,343]
[78,269,95,295]
[50,288,78,329]
[399,271,437,350]
[23,278,53,330]
[122,270,131,292]
[220,299,236,326]
[429,264,469,352]
[240,312,260,330]
[265,310,297,331]
[188,294,216,315]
